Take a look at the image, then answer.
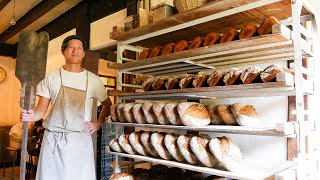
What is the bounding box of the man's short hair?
[61,35,87,52]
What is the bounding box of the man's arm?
[20,96,50,122]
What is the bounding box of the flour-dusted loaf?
[260,64,291,82]
[190,135,219,167]
[123,103,136,123]
[152,77,167,91]
[164,133,185,162]
[209,136,243,172]
[177,102,211,126]
[142,77,154,91]
[109,173,134,180]
[129,131,149,156]
[203,32,221,46]
[188,37,204,50]
[207,71,225,87]
[179,74,194,89]
[164,102,183,125]
[140,131,159,157]
[223,68,242,85]
[110,104,119,122]
[206,104,225,125]
[231,103,259,126]
[192,71,208,88]
[116,103,127,123]
[162,43,176,55]
[240,66,262,84]
[151,132,172,160]
[139,48,151,60]
[153,102,170,125]
[220,28,239,43]
[132,103,147,124]
[239,23,258,40]
[177,135,199,165]
[109,138,123,153]
[142,102,158,124]
[216,105,237,125]
[118,134,136,155]
[257,16,279,35]
[165,75,181,90]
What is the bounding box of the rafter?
[0,0,10,11]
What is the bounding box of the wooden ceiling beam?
[0,0,10,11]
[0,43,17,58]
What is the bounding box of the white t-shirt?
[36,67,109,121]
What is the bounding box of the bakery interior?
[1,0,320,179]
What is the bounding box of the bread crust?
[129,131,149,155]
[165,76,181,90]
[188,37,204,50]
[220,28,239,43]
[240,66,261,84]
[110,104,119,122]
[153,102,170,125]
[207,71,224,87]
[231,103,259,126]
[152,77,167,91]
[192,71,208,88]
[123,103,136,123]
[239,23,258,39]
[109,173,134,180]
[162,43,176,55]
[203,32,221,46]
[190,135,219,167]
[164,133,185,162]
[142,77,154,91]
[151,132,172,160]
[216,105,237,125]
[109,138,123,152]
[177,102,211,126]
[138,48,151,60]
[140,131,159,157]
[142,102,158,124]
[164,102,183,125]
[260,64,291,82]
[118,134,136,154]
[179,75,194,89]
[223,68,242,85]
[149,46,163,58]
[174,40,190,53]
[257,16,279,35]
[206,104,225,125]
[132,103,147,124]
[116,103,127,123]
[177,135,199,164]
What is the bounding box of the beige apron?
[36,69,96,180]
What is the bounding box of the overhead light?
[10,0,16,26]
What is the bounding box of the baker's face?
[62,39,85,64]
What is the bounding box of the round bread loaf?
[260,64,291,82]
[223,68,242,85]
[164,102,183,125]
[239,23,258,40]
[162,43,176,55]
[177,135,199,165]
[142,77,154,91]
[209,136,243,172]
[132,103,147,124]
[118,134,136,155]
[123,103,136,123]
[203,32,221,46]
[220,28,239,43]
[216,105,237,125]
[164,133,185,162]
[149,46,163,58]
[257,16,279,35]
[165,76,180,90]
[231,103,259,126]
[140,131,159,157]
[174,40,190,53]
[240,66,261,84]
[109,138,123,153]
[192,71,208,88]
[207,71,224,87]
[190,135,219,167]
[206,104,225,125]
[153,102,170,125]
[129,131,149,156]
[179,75,194,89]
[109,173,134,180]
[177,102,211,126]
[110,104,119,122]
[151,132,172,160]
[142,102,158,124]
[116,103,127,123]
[188,37,204,50]
[139,48,151,60]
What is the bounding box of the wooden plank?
[0,0,10,11]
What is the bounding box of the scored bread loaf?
[239,23,258,40]
[164,133,185,162]
[188,37,204,50]
[152,77,167,91]
[118,134,136,155]
[109,138,123,153]
[179,75,194,89]
[174,40,190,53]
[206,104,225,125]
[177,102,211,126]
[257,16,279,35]
[216,105,238,125]
[231,103,259,126]
[177,135,199,165]
[110,104,119,122]
[164,102,183,125]
[151,132,172,160]
[116,103,127,123]
[153,102,170,125]
[260,64,291,82]
[139,49,151,60]
[140,131,159,157]
[149,46,163,58]
[207,71,225,87]
[162,43,176,55]
[129,131,149,156]
[223,68,242,85]
[220,28,239,43]
[142,102,158,124]
[132,103,147,124]
[240,66,261,84]
[142,77,154,91]
[109,173,134,180]
[165,76,181,90]
[203,32,221,46]
[209,136,243,172]
[192,71,208,88]
[190,135,219,167]
[123,103,136,123]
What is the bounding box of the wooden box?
[151,3,177,22]
[125,8,153,31]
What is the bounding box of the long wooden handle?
[20,122,28,180]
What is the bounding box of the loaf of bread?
[239,23,258,40]
[177,135,199,165]
[216,105,237,125]
[188,37,204,50]
[162,43,176,55]
[231,103,259,126]
[152,77,167,91]
[123,103,136,123]
[207,71,225,87]
[260,64,291,82]
[116,103,127,123]
[109,138,123,153]
[151,132,172,160]
[203,32,221,46]
[152,102,170,125]
[192,71,209,88]
[190,135,219,167]
[164,133,185,162]
[164,102,183,125]
[109,173,134,180]
[174,40,190,53]
[139,48,151,60]
[165,76,181,90]
[257,16,279,35]
[240,66,261,84]
[140,131,159,157]
[132,103,147,124]
[179,75,194,89]
[142,77,154,91]
[149,46,163,58]
[220,28,239,43]
[209,136,243,172]
[206,104,225,125]
[223,68,242,85]
[110,104,119,122]
[142,102,158,124]
[177,102,211,126]
[118,134,136,155]
[129,131,149,156]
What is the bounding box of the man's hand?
[84,120,103,134]
[20,109,35,122]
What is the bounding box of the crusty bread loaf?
[190,135,219,167]
[164,133,185,162]
[206,104,225,125]
[164,102,183,125]
[216,105,237,125]
[142,77,154,91]
[260,64,291,82]
[149,46,163,58]
[177,102,211,126]
[116,103,127,123]
[257,16,279,35]
[152,77,167,91]
[109,138,123,153]
[192,71,208,88]
[109,173,134,180]
[240,66,261,84]
[223,68,242,85]
[139,49,151,60]
[220,28,239,43]
[132,103,147,124]
[231,103,259,126]
[151,132,172,160]
[129,131,149,156]
[188,37,204,50]
[177,135,199,165]
[142,102,158,124]
[153,102,170,125]
[162,43,176,55]
[140,131,159,157]
[110,104,119,122]
[123,103,136,123]
[118,134,136,154]
[165,76,181,90]
[239,23,258,40]
[209,136,243,172]
[179,75,195,89]
[203,32,221,46]
[174,40,190,53]
[207,71,225,87]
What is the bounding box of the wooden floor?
[0,166,35,180]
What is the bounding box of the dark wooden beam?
[126,0,137,16]
[76,3,90,47]
[0,43,17,58]
[95,49,117,62]
[0,0,65,45]
[0,0,10,11]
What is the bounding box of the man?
[20,35,112,180]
